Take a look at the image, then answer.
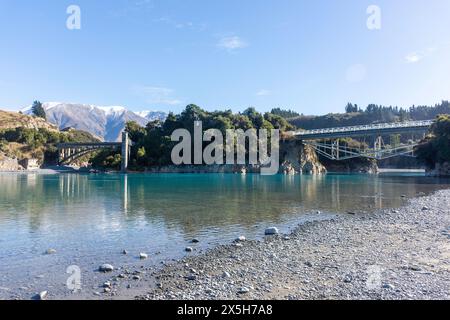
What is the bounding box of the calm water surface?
[0,172,449,297]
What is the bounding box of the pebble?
[99,264,114,272]
[139,253,148,260]
[238,287,250,294]
[186,274,197,281]
[343,274,353,283]
[185,247,193,252]
[222,271,231,278]
[45,249,57,255]
[34,291,48,300]
[265,227,279,235]
[382,283,395,290]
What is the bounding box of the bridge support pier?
[121,131,130,173]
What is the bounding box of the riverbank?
[114,189,450,300]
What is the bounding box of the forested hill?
[287,101,450,130]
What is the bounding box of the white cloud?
[132,85,183,106]
[154,16,206,31]
[405,47,437,64]
[256,89,271,96]
[405,52,422,63]
[217,36,248,51]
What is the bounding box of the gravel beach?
[115,189,450,300]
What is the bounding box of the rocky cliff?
[320,157,379,174]
[0,152,23,171]
[279,139,327,174]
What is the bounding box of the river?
[0,172,449,299]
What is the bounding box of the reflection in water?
[0,172,449,293]
[1,173,450,236]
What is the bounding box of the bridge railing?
[295,120,433,137]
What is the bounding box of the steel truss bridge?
[294,120,433,161]
[57,132,131,172]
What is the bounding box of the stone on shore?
[235,236,246,242]
[33,291,48,300]
[139,253,148,260]
[238,287,250,294]
[99,264,114,272]
[265,227,279,235]
[185,247,193,252]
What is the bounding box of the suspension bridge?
[294,120,433,161]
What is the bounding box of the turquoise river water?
[0,172,449,298]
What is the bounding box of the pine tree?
[31,101,46,120]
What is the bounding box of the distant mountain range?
[22,102,167,141]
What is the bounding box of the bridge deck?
[57,142,122,148]
[294,120,433,140]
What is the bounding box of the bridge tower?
[121,131,130,173]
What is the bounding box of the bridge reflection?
[1,173,448,238]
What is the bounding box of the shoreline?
[1,174,448,300]
[91,189,449,300]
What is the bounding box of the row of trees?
[345,101,450,122]
[92,104,295,169]
[291,101,450,129]
[416,115,450,168]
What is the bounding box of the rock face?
[426,162,450,177]
[280,140,327,174]
[0,110,58,132]
[0,153,22,171]
[321,157,379,174]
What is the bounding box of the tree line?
[289,101,450,129]
[92,104,294,170]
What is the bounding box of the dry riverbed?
[117,189,450,300]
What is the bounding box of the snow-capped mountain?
[22,102,167,142]
[135,110,167,122]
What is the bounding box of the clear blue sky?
[1,0,449,114]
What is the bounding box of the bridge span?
[293,120,433,161]
[57,132,131,172]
